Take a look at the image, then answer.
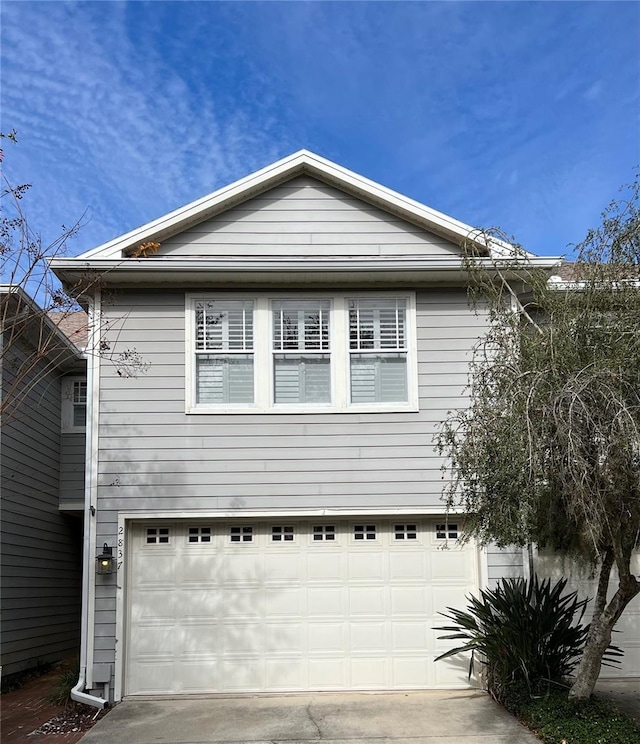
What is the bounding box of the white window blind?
[272,300,331,404]
[349,298,408,403]
[195,300,254,404]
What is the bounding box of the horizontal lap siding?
[96,289,485,513]
[157,176,462,258]
[60,433,86,505]
[1,344,83,675]
[92,288,485,684]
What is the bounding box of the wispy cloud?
[1,1,638,258]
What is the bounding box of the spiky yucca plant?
[435,576,620,703]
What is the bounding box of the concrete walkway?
[78,690,539,744]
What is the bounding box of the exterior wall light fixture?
[96,544,116,575]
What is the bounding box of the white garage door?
[536,550,640,678]
[126,519,479,695]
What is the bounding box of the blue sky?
[1,1,638,259]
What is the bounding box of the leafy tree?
[1,132,148,425]
[437,177,640,700]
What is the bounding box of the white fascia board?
[61,150,530,263]
[52,255,562,275]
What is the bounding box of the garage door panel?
[392,656,431,687]
[348,552,386,581]
[390,586,429,615]
[265,658,305,690]
[349,622,387,652]
[136,554,178,585]
[350,657,388,687]
[391,622,428,651]
[349,586,385,616]
[265,552,303,581]
[127,519,479,694]
[182,623,219,654]
[265,587,304,617]
[389,552,428,581]
[221,588,262,618]
[131,590,177,621]
[430,549,474,581]
[308,658,346,689]
[308,587,345,617]
[308,622,345,653]
[307,552,345,581]
[265,622,303,653]
[180,588,222,616]
[222,622,263,654]
[130,624,176,655]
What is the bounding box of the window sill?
[186,404,419,415]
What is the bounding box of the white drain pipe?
[71,291,108,710]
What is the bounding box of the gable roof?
[51,150,561,288]
[1,286,85,367]
[75,150,507,261]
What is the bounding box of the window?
[188,526,212,543]
[349,298,408,404]
[436,523,458,540]
[230,526,253,543]
[353,524,376,540]
[394,524,417,540]
[194,300,254,405]
[61,376,87,432]
[272,300,331,404]
[271,525,294,542]
[312,525,336,541]
[146,527,170,544]
[188,293,416,412]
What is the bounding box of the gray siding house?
[51,151,638,704]
[1,287,86,676]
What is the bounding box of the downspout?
[71,291,108,709]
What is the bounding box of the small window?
[62,377,87,432]
[272,525,294,542]
[354,524,376,540]
[436,523,458,540]
[230,526,253,543]
[188,526,212,543]
[146,527,170,544]
[313,525,336,541]
[394,524,417,540]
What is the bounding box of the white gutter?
[51,256,562,273]
[71,290,108,710]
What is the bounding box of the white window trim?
[185,292,418,414]
[61,375,87,433]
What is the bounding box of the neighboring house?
[0,287,87,676]
[50,151,639,704]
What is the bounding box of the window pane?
[273,300,330,351]
[73,404,86,427]
[73,381,87,403]
[196,355,254,404]
[274,354,331,404]
[350,353,408,403]
[195,300,253,351]
[349,298,406,350]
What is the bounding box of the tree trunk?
[569,551,639,700]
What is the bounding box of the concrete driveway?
[79,690,539,743]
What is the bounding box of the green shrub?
[46,659,80,708]
[513,687,640,744]
[435,576,617,702]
